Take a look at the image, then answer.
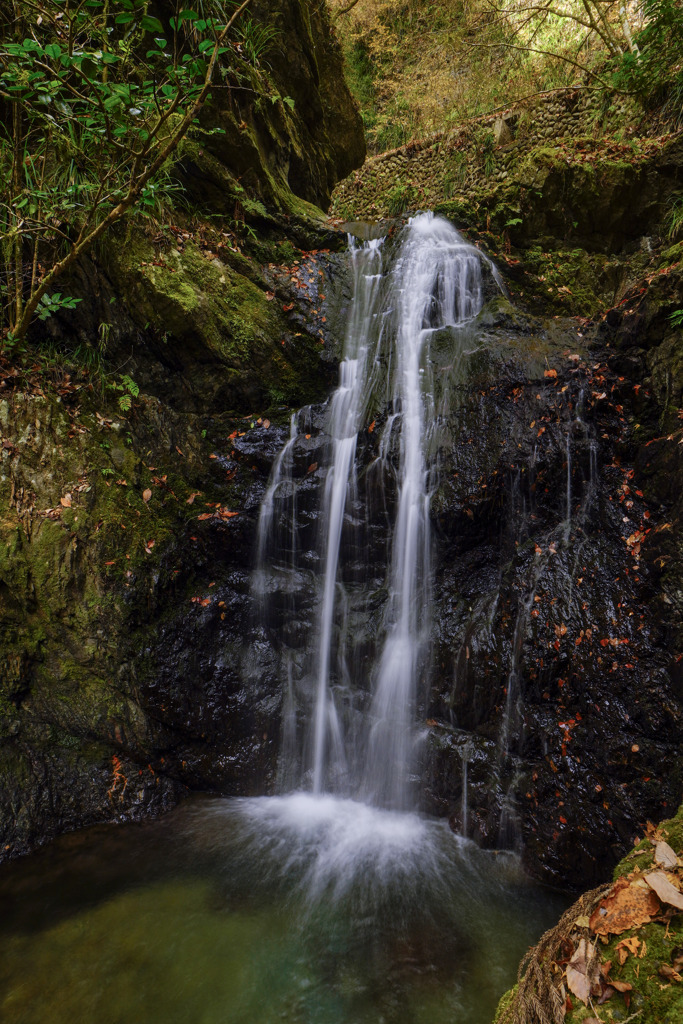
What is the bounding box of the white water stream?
[258,214,488,809]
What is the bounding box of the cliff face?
[176,0,366,216]
[0,0,365,861]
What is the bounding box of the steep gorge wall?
[177,0,366,216]
[0,0,365,862]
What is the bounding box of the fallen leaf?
[659,964,682,982]
[262,419,270,429]
[610,979,632,993]
[544,368,558,378]
[60,493,72,507]
[597,986,615,1005]
[655,841,678,869]
[307,462,318,473]
[368,420,376,432]
[197,512,214,521]
[116,479,127,486]
[645,870,683,910]
[589,879,660,935]
[142,488,152,503]
[566,937,598,1004]
[616,936,640,964]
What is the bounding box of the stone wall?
[331,88,637,220]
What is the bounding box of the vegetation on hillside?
[331,0,683,152]
[0,0,261,345]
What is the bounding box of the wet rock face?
[209,267,682,888]
[423,310,683,887]
[1,228,681,893]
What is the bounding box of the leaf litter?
[497,825,683,1024]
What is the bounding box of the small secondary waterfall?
[257,213,488,810]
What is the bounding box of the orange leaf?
[544,369,558,378]
[589,879,660,935]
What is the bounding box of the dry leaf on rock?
[655,841,679,869]
[142,488,152,502]
[658,964,682,982]
[610,979,632,993]
[566,937,599,1004]
[589,879,660,935]
[616,936,640,964]
[60,493,72,507]
[644,870,683,910]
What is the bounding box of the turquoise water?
[0,795,566,1024]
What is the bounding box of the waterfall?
[256,213,489,810]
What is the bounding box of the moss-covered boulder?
[494,804,683,1024]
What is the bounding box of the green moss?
[565,916,683,1023]
[492,984,517,1023]
[659,242,683,267]
[496,804,683,1024]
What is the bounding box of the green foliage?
[614,0,683,118]
[269,93,296,110]
[669,309,683,329]
[0,0,252,341]
[36,293,82,321]
[109,373,139,413]
[667,195,683,240]
[236,16,278,65]
[386,181,418,214]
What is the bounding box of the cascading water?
[257,214,489,809]
[0,213,569,1024]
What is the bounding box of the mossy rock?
[98,229,331,413]
[495,804,683,1024]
